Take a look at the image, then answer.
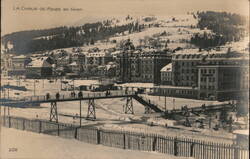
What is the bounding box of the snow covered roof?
[73,80,100,87]
[27,58,51,68]
[161,63,172,72]
[86,51,109,57]
[13,55,27,59]
[233,129,249,136]
[174,48,227,55]
[69,62,78,66]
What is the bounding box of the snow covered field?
[0,127,191,159]
[1,78,235,143]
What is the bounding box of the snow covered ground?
[0,127,191,159]
[0,78,235,144]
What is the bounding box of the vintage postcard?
[0,0,249,159]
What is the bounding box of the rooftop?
[27,58,51,68]
[161,63,172,72]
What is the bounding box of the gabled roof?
[69,62,78,66]
[161,63,172,72]
[13,55,27,59]
[27,58,52,68]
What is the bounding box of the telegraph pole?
[164,95,167,112]
[173,98,175,110]
[80,100,82,127]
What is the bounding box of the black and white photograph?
[0,0,249,159]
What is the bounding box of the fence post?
[123,133,126,149]
[97,129,101,144]
[152,136,157,151]
[74,127,78,139]
[9,116,11,128]
[3,116,6,127]
[39,120,42,133]
[23,118,25,130]
[174,137,178,156]
[190,142,195,157]
[234,145,239,159]
[57,123,60,136]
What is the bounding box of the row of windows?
[179,61,197,67]
[201,69,215,74]
[200,77,215,82]
[161,89,196,95]
[200,85,215,90]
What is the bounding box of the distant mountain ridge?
[1,11,247,55]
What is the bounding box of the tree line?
[190,11,247,48]
[2,20,144,54]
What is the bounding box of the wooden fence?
[1,116,248,159]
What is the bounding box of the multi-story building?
[85,51,113,68]
[197,54,249,100]
[160,63,172,85]
[26,57,52,78]
[172,50,202,87]
[56,56,71,67]
[172,48,249,100]
[5,55,31,76]
[71,52,85,65]
[117,49,171,84]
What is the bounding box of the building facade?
[26,57,53,78]
[5,55,31,76]
[172,48,249,100]
[197,58,249,100]
[160,63,172,85]
[117,50,171,84]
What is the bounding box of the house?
[6,55,31,76]
[69,61,81,74]
[161,63,172,85]
[26,57,52,78]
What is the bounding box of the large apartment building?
[117,49,171,84]
[172,48,249,100]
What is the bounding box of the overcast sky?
[1,0,249,35]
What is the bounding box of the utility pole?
[80,100,82,127]
[173,98,175,110]
[164,95,167,112]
